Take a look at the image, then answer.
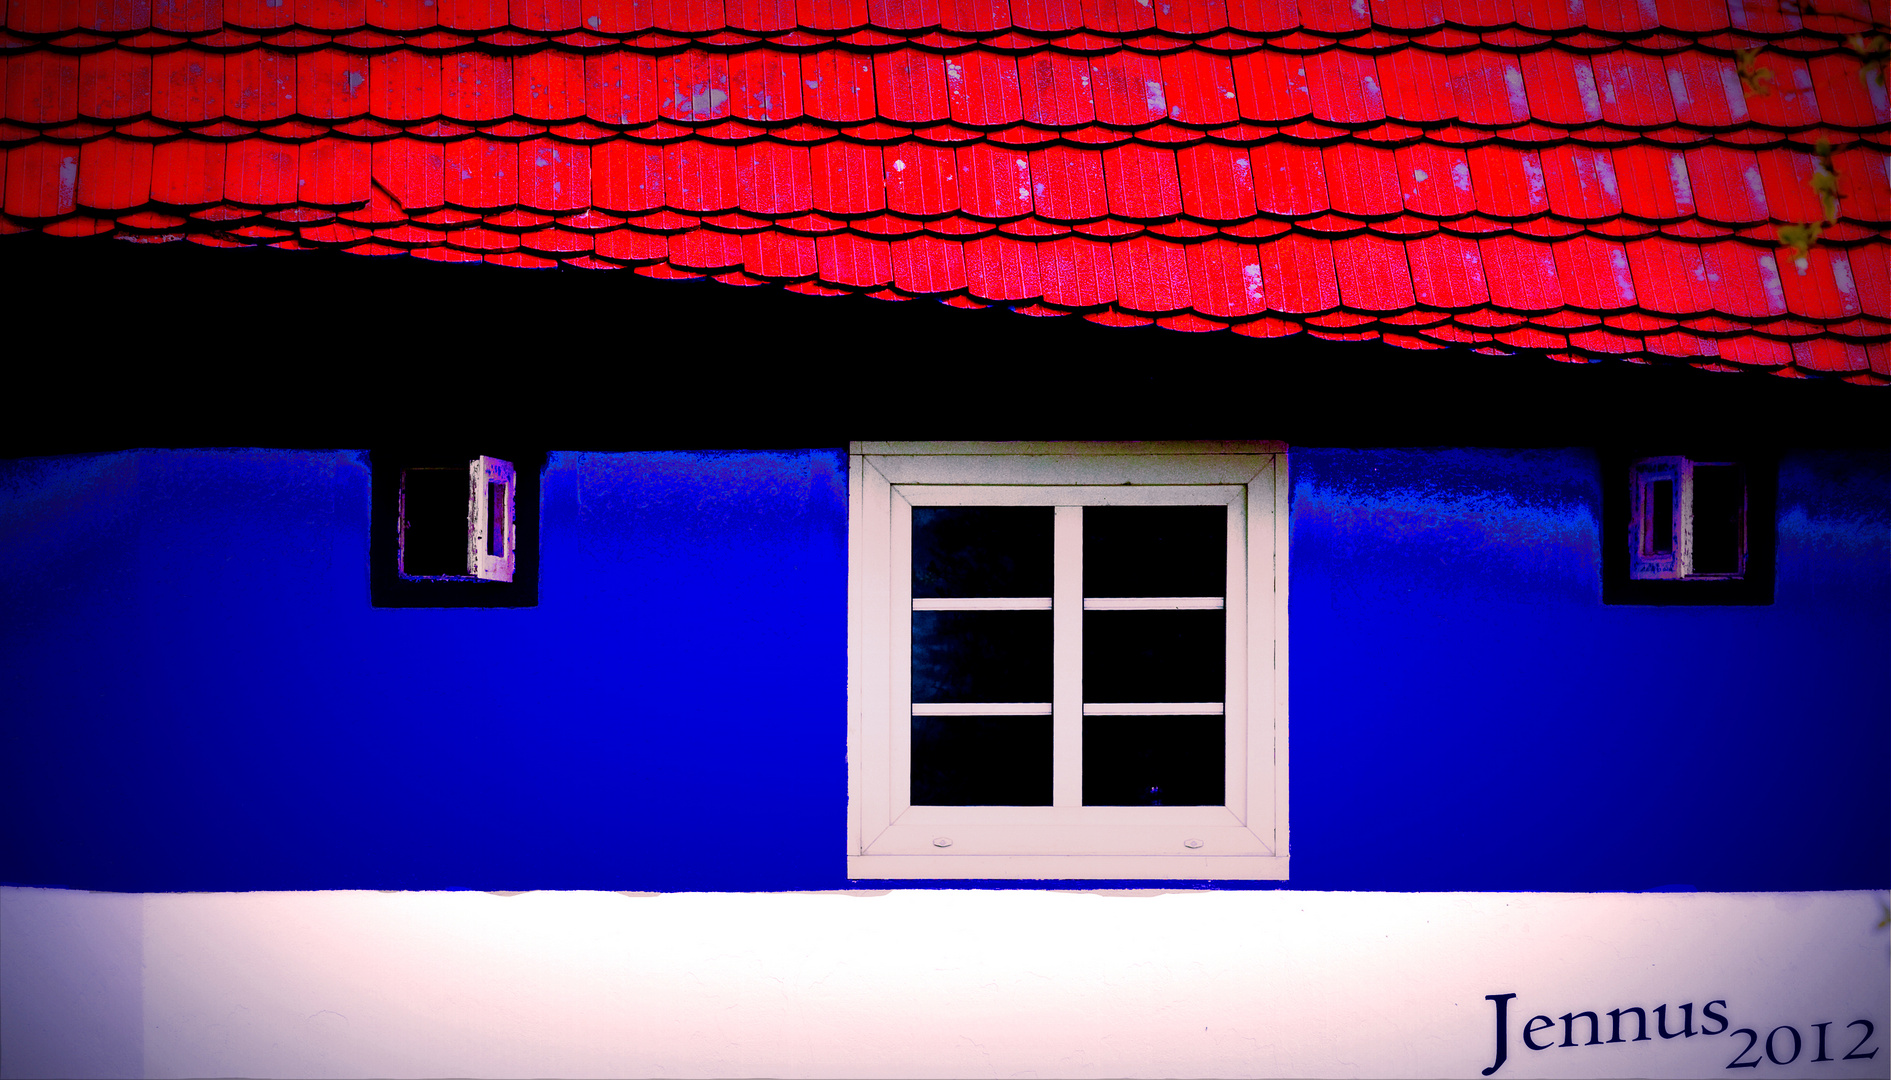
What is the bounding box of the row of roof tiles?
[5,136,1883,321]
[8,136,1888,235]
[7,201,1885,379]
[4,0,1885,40]
[6,47,1889,136]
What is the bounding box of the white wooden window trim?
[471,455,516,584]
[848,442,1289,881]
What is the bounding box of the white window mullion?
[891,490,915,819]
[1052,505,1084,809]
[1225,488,1249,826]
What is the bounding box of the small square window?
[398,455,516,583]
[848,442,1288,881]
[371,450,539,608]
[1605,451,1773,606]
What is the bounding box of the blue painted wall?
[2,446,1884,892]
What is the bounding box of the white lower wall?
[3,888,1886,1079]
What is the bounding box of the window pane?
[1084,610,1224,703]
[1646,479,1673,556]
[1083,716,1224,806]
[913,507,1054,598]
[913,610,1053,703]
[1084,506,1226,597]
[912,716,1052,805]
[1693,465,1743,575]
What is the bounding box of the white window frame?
[847,442,1289,881]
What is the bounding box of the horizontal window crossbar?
[1083,703,1224,715]
[910,597,1225,611]
[911,703,1225,716]
[1083,597,1224,610]
[912,703,1054,715]
[912,598,1053,610]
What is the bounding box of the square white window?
[847,442,1288,881]
[1629,456,1748,581]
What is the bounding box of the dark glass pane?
[487,481,506,556]
[1084,506,1226,598]
[1083,716,1224,806]
[912,716,1052,805]
[1084,610,1224,703]
[1647,479,1673,555]
[913,611,1053,703]
[401,468,467,577]
[913,507,1054,598]
[1693,465,1743,575]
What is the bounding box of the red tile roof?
[1,0,1888,381]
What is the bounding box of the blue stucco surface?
[1,446,1883,891]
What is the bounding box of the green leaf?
[1778,221,1824,261]
[1735,48,1775,96]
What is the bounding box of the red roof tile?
[1176,142,1254,222]
[1160,50,1237,128]
[872,0,939,31]
[1103,142,1180,220]
[517,49,587,122]
[888,231,960,291]
[225,138,299,206]
[1323,142,1400,219]
[373,137,446,210]
[439,0,509,30]
[1590,50,1675,128]
[300,137,372,206]
[443,51,515,123]
[809,138,882,214]
[1480,234,1562,311]
[1019,51,1095,127]
[803,49,876,123]
[1377,48,1456,124]
[1448,50,1529,128]
[1396,143,1474,219]
[1306,50,1384,126]
[5,0,1887,379]
[816,230,892,285]
[77,49,150,120]
[964,232,1040,300]
[1089,50,1167,127]
[1683,145,1768,226]
[1011,0,1080,33]
[299,48,370,121]
[444,136,517,209]
[1610,144,1694,221]
[1249,141,1327,217]
[76,136,150,210]
[302,0,368,30]
[1406,232,1488,310]
[9,51,79,126]
[948,50,1020,128]
[586,52,659,125]
[1230,49,1309,122]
